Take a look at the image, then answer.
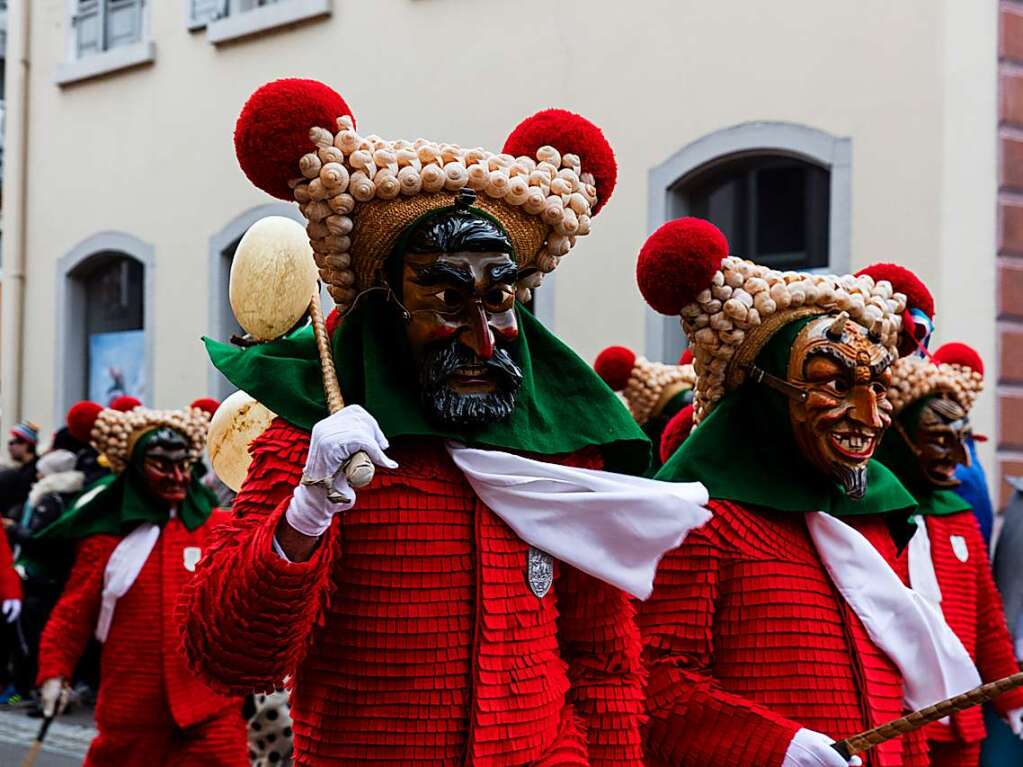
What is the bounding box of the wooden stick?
[308,291,375,489]
[19,716,53,767]
[832,671,1023,759]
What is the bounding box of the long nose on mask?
[461,302,495,361]
[848,384,882,429]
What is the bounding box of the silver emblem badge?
[183,547,202,572]
[527,547,553,598]
[950,535,969,563]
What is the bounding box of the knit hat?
[66,399,217,474]
[636,217,907,423]
[888,342,984,415]
[234,79,617,313]
[37,449,78,477]
[10,421,39,446]
[593,345,697,425]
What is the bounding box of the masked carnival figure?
[35,398,248,766]
[634,218,983,767]
[876,342,1023,766]
[594,346,697,471]
[179,79,710,767]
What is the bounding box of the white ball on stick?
[229,216,319,341]
[207,391,277,492]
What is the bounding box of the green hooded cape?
[656,317,917,520]
[37,431,217,540]
[205,297,651,475]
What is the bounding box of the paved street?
[0,708,93,766]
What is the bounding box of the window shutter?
[189,0,227,28]
[73,0,102,57]
[106,0,143,49]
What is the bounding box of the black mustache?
[421,340,523,390]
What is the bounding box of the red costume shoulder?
[922,511,1023,742]
[640,499,927,767]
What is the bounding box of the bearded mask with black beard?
[418,339,524,427]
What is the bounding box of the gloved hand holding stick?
[832,670,1023,759]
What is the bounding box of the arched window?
[57,232,153,416]
[646,123,851,363]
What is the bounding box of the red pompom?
[190,398,221,418]
[67,401,103,444]
[594,346,637,390]
[109,395,141,412]
[659,404,695,464]
[678,347,694,366]
[235,79,355,200]
[503,109,617,215]
[856,263,935,319]
[933,342,984,376]
[637,217,729,316]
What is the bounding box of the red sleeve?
[638,502,799,767]
[966,516,1023,714]
[0,531,21,600]
[551,446,644,766]
[36,535,118,684]
[178,418,343,696]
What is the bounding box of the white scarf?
[907,515,944,606]
[96,522,161,642]
[805,512,980,710]
[447,444,711,600]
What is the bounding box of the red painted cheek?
[495,325,519,342]
[426,325,459,342]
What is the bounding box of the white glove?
[1006,707,1023,740]
[39,677,69,718]
[285,406,397,537]
[1,599,20,623]
[783,729,862,767]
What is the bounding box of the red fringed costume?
[0,530,22,602]
[36,400,247,767]
[639,500,928,767]
[38,512,247,765]
[181,421,644,766]
[920,512,1023,766]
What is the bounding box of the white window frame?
[644,122,852,363]
[188,0,331,44]
[57,0,154,86]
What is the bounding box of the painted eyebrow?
[411,262,475,288]
[489,263,519,285]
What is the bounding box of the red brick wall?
[999,1,1023,506]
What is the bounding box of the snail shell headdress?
[66,397,218,474]
[887,342,984,416]
[594,345,697,426]
[635,217,908,424]
[234,79,618,313]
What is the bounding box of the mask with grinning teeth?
[901,393,971,489]
[785,315,894,499]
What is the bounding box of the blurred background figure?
[984,476,1023,766]
[0,422,39,521]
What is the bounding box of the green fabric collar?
[205,298,651,475]
[875,401,972,518]
[656,317,917,518]
[37,468,216,540]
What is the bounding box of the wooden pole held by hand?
[308,291,375,489]
[832,670,1023,759]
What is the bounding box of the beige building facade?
[0,0,1010,495]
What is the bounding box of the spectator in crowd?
[7,449,82,701]
[984,476,1023,765]
[0,422,40,520]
